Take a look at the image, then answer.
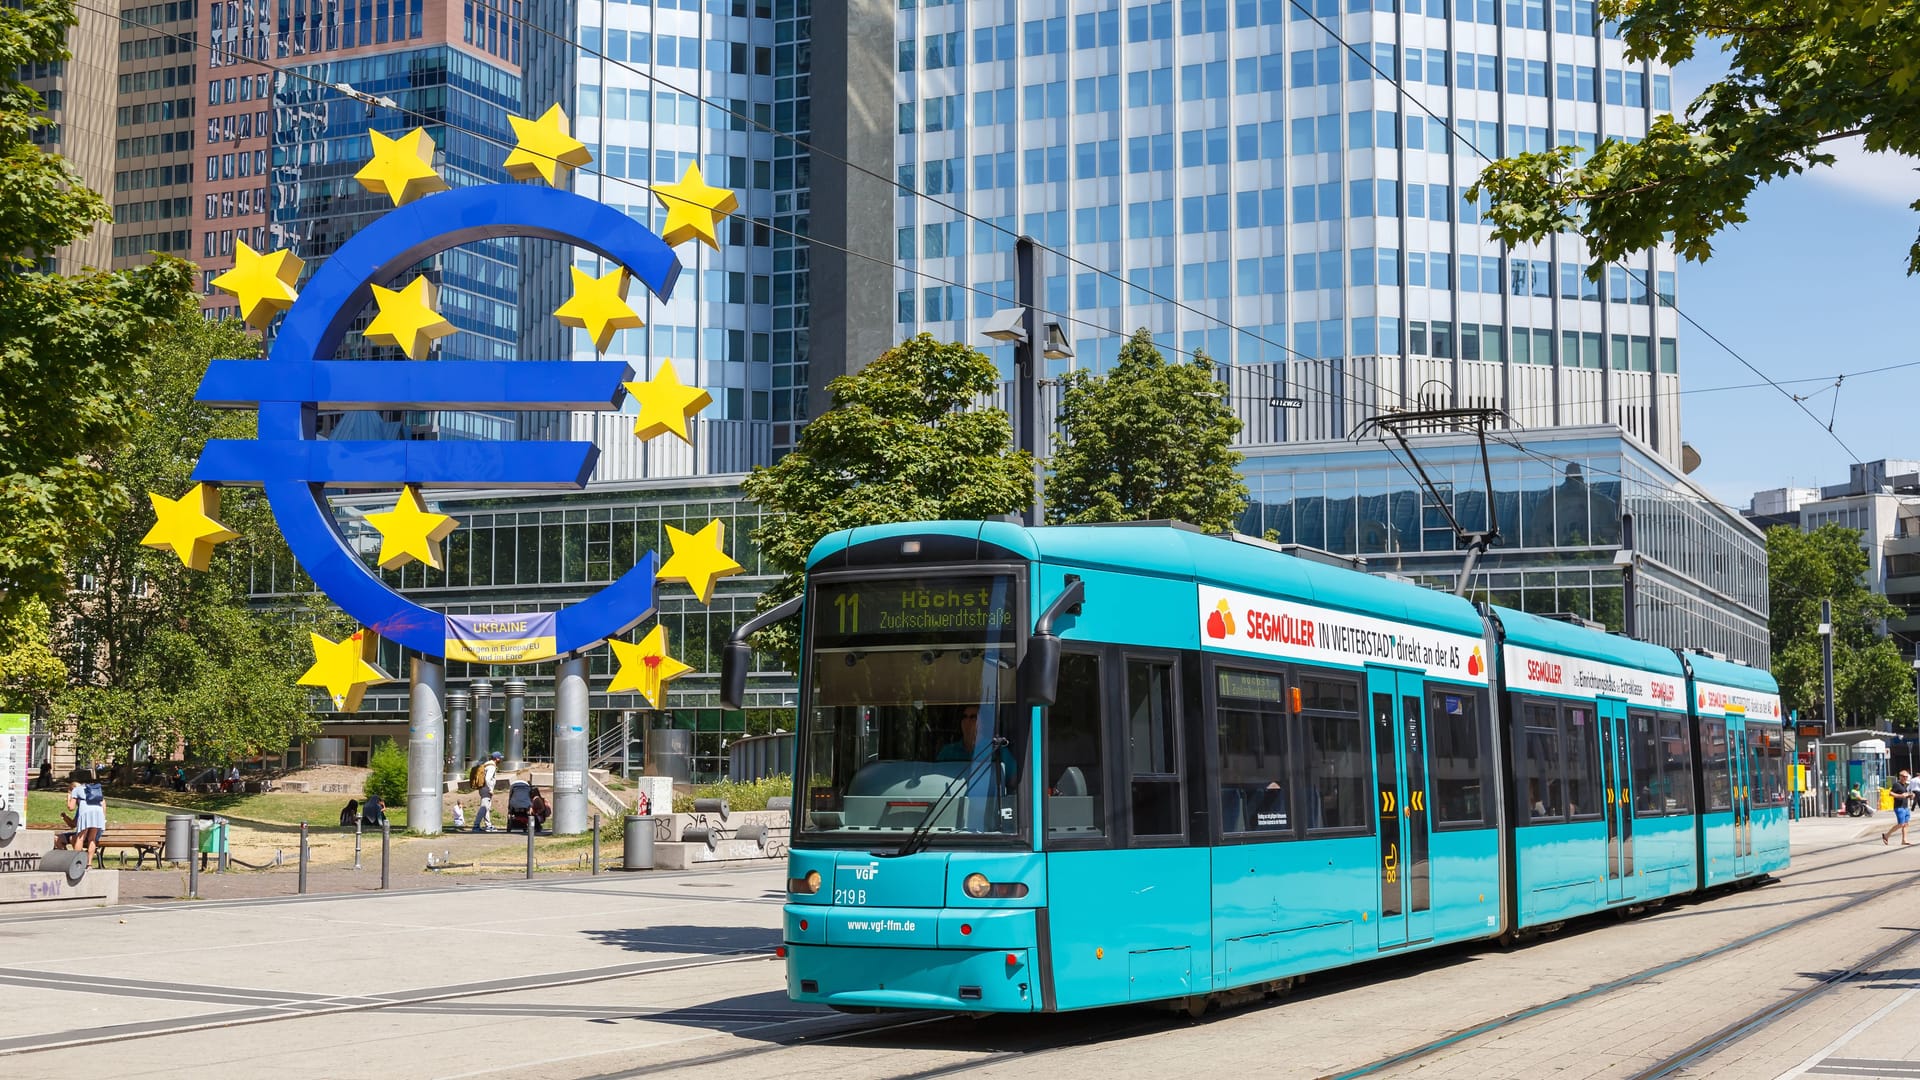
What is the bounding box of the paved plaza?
[3,816,1919,1079]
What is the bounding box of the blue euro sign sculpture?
[191,185,682,661]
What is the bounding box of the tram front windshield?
[799,573,1025,846]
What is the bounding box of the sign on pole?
[0,714,28,821]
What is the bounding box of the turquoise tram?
[719,521,1789,1014]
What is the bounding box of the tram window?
[1126,659,1184,840]
[1428,688,1488,827]
[1215,666,1293,836]
[1702,720,1732,811]
[1658,716,1693,814]
[1300,673,1368,833]
[1519,701,1563,823]
[1563,706,1602,821]
[1751,724,1786,807]
[1045,652,1107,840]
[1627,711,1665,816]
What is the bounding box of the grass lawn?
[26,788,411,832]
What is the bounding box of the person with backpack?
[472,752,501,832]
[67,768,107,864]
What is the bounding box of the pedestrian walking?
[1884,770,1916,845]
[471,752,501,832]
[67,769,106,864]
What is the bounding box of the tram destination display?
[813,575,1017,647]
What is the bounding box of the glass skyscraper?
[889,0,1684,459]
[524,0,1687,480]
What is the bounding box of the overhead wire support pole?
[1015,236,1044,527]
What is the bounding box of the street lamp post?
[981,236,1072,527]
[1819,600,1835,814]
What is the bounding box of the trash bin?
[164,814,195,864]
[622,814,655,871]
[197,815,229,865]
[1881,787,1895,812]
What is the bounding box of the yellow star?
[622,357,711,445]
[606,625,693,708]
[554,266,645,353]
[364,485,458,570]
[210,240,302,330]
[298,629,390,713]
[354,127,450,206]
[656,519,743,604]
[363,277,456,359]
[503,104,592,186]
[140,483,241,571]
[652,162,739,249]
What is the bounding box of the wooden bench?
[95,823,169,869]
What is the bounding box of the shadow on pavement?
[581,924,781,955]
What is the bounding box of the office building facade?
[1243,425,1769,666]
[261,0,525,384]
[1749,460,1920,663]
[889,0,1685,460]
[25,1,120,271]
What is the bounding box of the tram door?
[1729,718,1754,874]
[1596,697,1635,903]
[1367,666,1432,949]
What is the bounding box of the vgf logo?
[851,861,881,881]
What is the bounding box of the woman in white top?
[67,768,107,862]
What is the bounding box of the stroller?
[505,780,534,834]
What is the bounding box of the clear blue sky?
[1669,57,1920,508]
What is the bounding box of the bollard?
[380,822,391,891]
[525,821,535,880]
[354,817,363,870]
[298,822,309,894]
[591,814,600,875]
[187,817,200,900]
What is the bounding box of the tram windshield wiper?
[881,736,1011,858]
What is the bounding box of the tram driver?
[937,704,1019,790]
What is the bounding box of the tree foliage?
[740,335,1034,661]
[48,310,321,767]
[1468,0,1920,275]
[1046,330,1248,531]
[365,739,408,806]
[1767,524,1918,729]
[0,0,198,614]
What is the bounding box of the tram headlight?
[789,870,822,895]
[962,872,1029,899]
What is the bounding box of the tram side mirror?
[1022,634,1062,706]
[719,640,752,711]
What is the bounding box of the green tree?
[0,0,197,615]
[740,334,1034,661]
[49,309,320,768]
[1046,330,1248,531]
[364,739,408,806]
[0,599,65,716]
[1469,0,1920,274]
[1768,524,1918,730]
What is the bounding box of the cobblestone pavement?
[0,814,1909,1080]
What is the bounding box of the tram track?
[1318,844,1920,1079]
[1625,924,1920,1079]
[581,835,1891,1080]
